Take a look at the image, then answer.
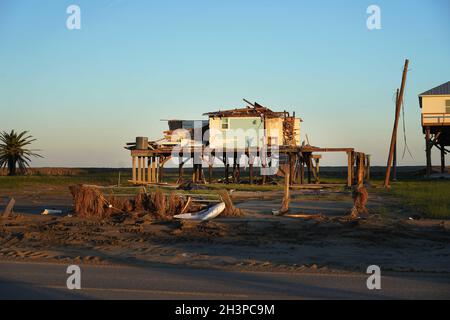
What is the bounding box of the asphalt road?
[0,261,449,299]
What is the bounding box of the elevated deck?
[422,113,450,127]
[126,143,368,188]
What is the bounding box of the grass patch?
[380,180,450,219]
[0,170,132,194]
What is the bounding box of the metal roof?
[419,81,450,96]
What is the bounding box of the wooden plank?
[131,146,355,157]
[290,184,346,189]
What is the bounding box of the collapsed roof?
[203,100,291,118]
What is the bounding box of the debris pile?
[219,191,244,217]
[69,185,110,219]
[69,185,195,220]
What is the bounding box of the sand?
[1,189,449,274]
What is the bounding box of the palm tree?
[0,130,43,176]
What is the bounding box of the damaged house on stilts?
[125,99,368,188]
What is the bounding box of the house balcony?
[422,113,450,127]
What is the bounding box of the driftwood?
[180,197,192,214]
[285,213,329,222]
[2,198,15,218]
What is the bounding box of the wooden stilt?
[177,156,184,184]
[355,153,360,185]
[262,162,266,185]
[132,156,137,183]
[358,153,365,186]
[426,126,432,176]
[137,157,142,183]
[351,151,356,185]
[159,157,164,183]
[149,157,153,183]
[288,154,294,186]
[152,157,157,182]
[144,157,148,183]
[365,155,371,181]
[208,165,213,184]
[300,157,305,185]
[236,163,240,183]
[308,156,319,184]
[306,154,312,184]
[156,157,160,183]
[223,155,230,184]
[249,155,254,184]
[441,144,446,174]
[141,157,146,183]
[232,152,237,183]
[198,164,203,182]
[192,164,197,183]
[293,154,299,185]
[280,164,290,214]
[296,154,302,184]
[316,158,320,174]
[347,151,352,187]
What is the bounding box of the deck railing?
[422,113,450,126]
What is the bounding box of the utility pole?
[384,59,409,188]
[392,89,399,181]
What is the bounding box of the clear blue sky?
[0,0,449,167]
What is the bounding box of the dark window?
[221,118,229,130]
